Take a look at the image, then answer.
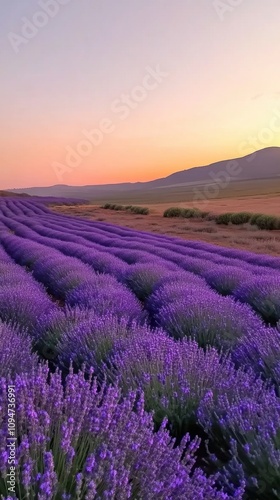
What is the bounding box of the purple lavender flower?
[0,365,230,499]
[104,331,256,441]
[203,266,252,296]
[147,279,209,317]
[198,376,280,498]
[0,321,38,377]
[232,326,280,393]
[0,243,12,262]
[32,308,95,360]
[123,263,174,301]
[57,314,153,373]
[156,289,263,350]
[0,285,55,331]
[234,276,280,324]
[65,278,144,322]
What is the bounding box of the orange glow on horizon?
[1,2,280,189]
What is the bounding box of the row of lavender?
[0,196,88,210]
[1,199,280,498]
[1,209,280,390]
[1,203,280,326]
[0,235,235,499]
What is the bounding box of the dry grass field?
[51,176,280,206]
[53,191,280,256]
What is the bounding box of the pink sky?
[1,0,280,189]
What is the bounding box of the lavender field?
[1,197,280,499]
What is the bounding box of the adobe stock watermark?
[8,0,73,54]
[191,106,280,208]
[191,159,242,207]
[52,65,169,182]
[6,385,17,495]
[213,0,245,21]
[238,106,280,160]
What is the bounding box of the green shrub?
[215,213,234,225]
[183,208,202,219]
[252,215,267,229]
[230,212,252,225]
[252,214,280,230]
[249,213,263,225]
[130,206,150,215]
[163,207,205,219]
[163,207,185,218]
[100,203,149,215]
[213,211,280,230]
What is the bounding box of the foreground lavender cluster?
[0,322,37,377]
[0,251,55,331]
[198,379,280,498]
[151,283,263,350]
[104,332,253,436]
[0,366,231,499]
[1,197,280,498]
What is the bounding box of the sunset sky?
[1,0,280,189]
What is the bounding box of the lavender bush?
[0,366,232,499]
[0,285,55,331]
[234,276,280,324]
[0,245,11,262]
[65,278,145,322]
[0,263,32,287]
[232,326,280,393]
[203,267,252,296]
[198,379,280,498]
[2,197,280,498]
[152,269,207,291]
[0,322,38,377]
[156,291,263,350]
[147,281,208,317]
[180,257,219,275]
[105,332,251,441]
[123,263,174,301]
[32,256,95,299]
[57,314,152,374]
[32,308,94,361]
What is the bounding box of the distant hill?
[0,190,29,197]
[7,147,280,199]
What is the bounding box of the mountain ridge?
[7,147,280,199]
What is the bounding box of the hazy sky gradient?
[1,0,280,188]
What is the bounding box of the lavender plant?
[65,279,145,322]
[0,285,55,331]
[234,276,280,324]
[198,379,280,498]
[57,314,153,374]
[203,267,252,296]
[32,308,94,361]
[123,263,173,301]
[0,244,11,262]
[32,256,95,299]
[104,332,252,441]
[0,322,38,377]
[156,291,263,350]
[178,256,217,275]
[0,366,232,499]
[147,281,208,317]
[232,326,280,393]
[152,269,207,291]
